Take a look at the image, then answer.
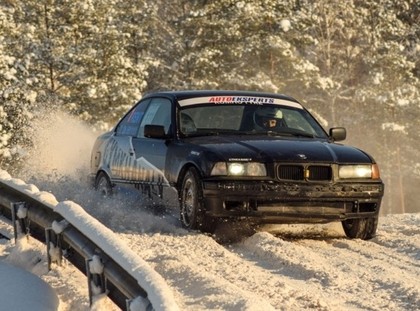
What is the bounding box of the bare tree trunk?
[396,145,405,213]
[44,4,55,91]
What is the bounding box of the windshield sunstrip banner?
[178,96,303,108]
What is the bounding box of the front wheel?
[342,217,378,240]
[179,168,215,233]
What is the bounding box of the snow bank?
[55,201,179,311]
[0,261,60,311]
[0,169,58,208]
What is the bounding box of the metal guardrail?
[0,178,177,311]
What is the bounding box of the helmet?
[180,113,196,133]
[254,107,283,129]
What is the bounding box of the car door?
[131,97,173,197]
[106,98,150,182]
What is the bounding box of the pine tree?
[0,2,43,172]
[169,0,321,93]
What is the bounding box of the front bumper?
[202,180,384,223]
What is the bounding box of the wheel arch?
[95,169,113,187]
[176,163,203,196]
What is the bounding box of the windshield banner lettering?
[178,96,303,108]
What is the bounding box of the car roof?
[142,90,300,103]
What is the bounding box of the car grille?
[277,165,304,180]
[308,165,332,181]
[277,165,332,181]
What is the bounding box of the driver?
[254,107,284,130]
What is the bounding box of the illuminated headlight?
[339,164,380,179]
[228,163,245,175]
[211,162,267,176]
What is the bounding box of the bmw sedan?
[89,90,384,239]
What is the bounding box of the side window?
[138,98,172,137]
[115,99,150,136]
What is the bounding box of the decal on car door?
[104,136,169,188]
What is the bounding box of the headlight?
[211,162,267,176]
[338,164,380,179]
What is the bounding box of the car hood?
[186,136,373,164]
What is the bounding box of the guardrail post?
[45,220,69,270]
[86,255,106,307]
[126,297,153,311]
[45,228,63,270]
[11,202,28,243]
[126,299,132,311]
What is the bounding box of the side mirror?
[329,127,346,142]
[144,124,167,139]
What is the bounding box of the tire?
[95,172,113,197]
[179,168,215,233]
[342,217,378,240]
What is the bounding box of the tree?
[1,0,419,213]
[52,0,149,125]
[0,2,44,172]
[168,0,321,93]
[294,0,420,213]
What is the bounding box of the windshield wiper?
[183,130,315,138]
[183,129,231,137]
[286,131,315,138]
[259,130,315,138]
[182,132,217,137]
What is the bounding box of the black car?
[90,90,384,239]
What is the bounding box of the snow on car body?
[89,90,384,239]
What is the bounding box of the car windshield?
[178,104,328,138]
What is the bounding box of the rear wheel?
[342,217,378,240]
[95,172,113,197]
[180,168,215,233]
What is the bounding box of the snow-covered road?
[42,174,418,311]
[1,175,418,311]
[118,213,419,311]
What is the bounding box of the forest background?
[0,0,419,214]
